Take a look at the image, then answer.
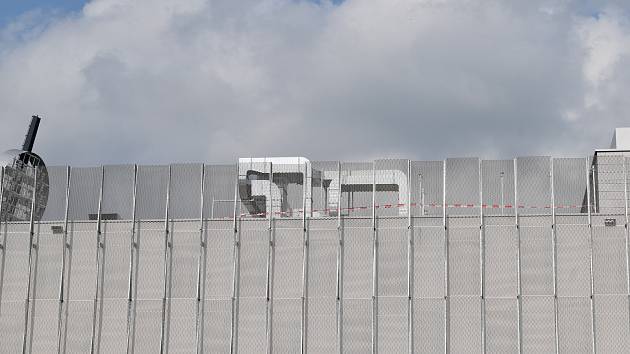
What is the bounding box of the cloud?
[0,0,630,166]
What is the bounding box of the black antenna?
[22,115,41,152]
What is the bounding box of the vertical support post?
[418,173,423,216]
[407,160,413,354]
[126,165,138,354]
[0,167,5,309]
[89,166,105,354]
[336,162,343,354]
[550,158,560,354]
[479,160,486,354]
[300,161,309,354]
[443,160,449,354]
[371,161,377,354]
[229,165,240,354]
[500,172,505,216]
[265,163,274,354]
[592,165,598,214]
[195,165,206,354]
[623,157,630,334]
[586,158,597,354]
[159,166,172,354]
[56,167,71,354]
[21,165,38,354]
[514,160,523,354]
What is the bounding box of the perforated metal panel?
[593,295,630,353]
[133,299,163,353]
[377,226,407,297]
[28,299,60,353]
[374,159,408,217]
[592,226,627,295]
[414,226,445,298]
[448,225,480,296]
[413,298,444,354]
[169,229,198,299]
[484,225,517,297]
[102,165,135,220]
[66,222,98,301]
[516,157,551,215]
[271,298,301,353]
[272,225,303,299]
[482,160,515,216]
[557,297,592,353]
[521,296,555,353]
[135,223,165,300]
[553,158,588,214]
[68,167,100,221]
[307,228,337,297]
[204,221,234,300]
[64,300,94,352]
[449,297,482,353]
[169,164,202,220]
[135,166,168,220]
[340,162,373,217]
[446,158,479,216]
[40,166,68,221]
[98,299,128,354]
[236,297,267,354]
[410,161,443,217]
[485,298,518,353]
[238,221,268,298]
[377,296,407,353]
[555,224,591,297]
[202,164,236,220]
[341,298,371,353]
[167,299,197,353]
[101,222,131,300]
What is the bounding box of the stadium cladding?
[2,142,630,352]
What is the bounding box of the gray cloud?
[0,0,629,166]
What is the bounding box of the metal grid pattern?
[482,160,515,216]
[410,161,443,217]
[445,158,480,216]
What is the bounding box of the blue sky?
[0,0,87,27]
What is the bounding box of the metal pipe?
[443,160,449,354]
[159,166,172,354]
[126,165,138,354]
[586,158,597,354]
[265,163,274,354]
[623,157,630,336]
[0,167,5,310]
[500,172,505,216]
[21,165,38,354]
[89,166,105,354]
[195,164,206,354]
[56,167,71,354]
[514,159,523,354]
[592,165,598,214]
[371,161,377,354]
[336,162,343,354]
[407,160,413,354]
[550,159,560,354]
[300,161,309,354]
[479,159,486,354]
[229,165,240,354]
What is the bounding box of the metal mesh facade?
[1,156,630,353]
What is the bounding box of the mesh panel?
[553,158,588,214]
[0,299,25,352]
[482,160,515,216]
[375,159,408,217]
[445,158,479,216]
[271,298,301,353]
[202,299,231,353]
[449,296,482,353]
[169,164,202,220]
[521,296,555,353]
[306,297,337,352]
[101,222,131,300]
[310,161,339,218]
[238,220,268,298]
[448,226,480,296]
[594,154,625,214]
[64,300,93,352]
[1,229,32,303]
[66,222,98,301]
[307,229,337,298]
[485,298,518,353]
[135,222,165,300]
[40,166,68,221]
[520,226,554,295]
[517,157,551,215]
[98,299,128,354]
[340,162,372,217]
[377,296,407,353]
[377,226,407,297]
[341,298,371,353]
[484,225,518,298]
[235,297,267,354]
[136,166,168,221]
[413,298,444,353]
[28,299,59,353]
[167,298,197,353]
[555,224,591,297]
[202,164,236,219]
[68,167,100,221]
[410,161,443,217]
[272,225,302,299]
[169,229,198,299]
[592,226,627,295]
[557,297,592,353]
[593,295,630,353]
[341,223,372,299]
[204,221,234,300]
[414,226,445,298]
[102,165,135,221]
[133,299,163,353]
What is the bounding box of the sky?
[1,0,630,166]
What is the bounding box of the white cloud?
[0,0,629,166]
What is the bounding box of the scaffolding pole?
[195,164,206,354]
[514,159,523,354]
[56,167,71,354]
[443,160,449,354]
[159,166,173,354]
[550,159,560,354]
[126,166,139,354]
[88,167,105,354]
[336,162,343,354]
[229,166,240,354]
[265,163,274,354]
[300,161,309,354]
[586,158,597,354]
[407,160,413,354]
